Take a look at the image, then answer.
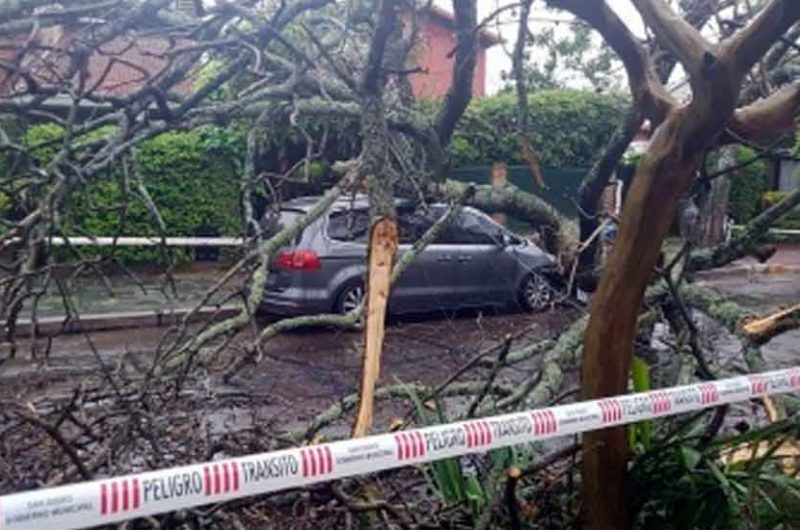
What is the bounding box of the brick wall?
[409,16,488,100]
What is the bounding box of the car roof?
[279,194,420,213]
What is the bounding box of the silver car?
[260,196,561,315]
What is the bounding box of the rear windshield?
[327,209,370,242]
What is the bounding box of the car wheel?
[335,282,365,314]
[519,273,554,312]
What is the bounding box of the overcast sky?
[464,0,647,93]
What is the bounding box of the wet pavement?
[2,250,799,439]
[1,306,579,436]
[22,262,244,318]
[696,269,800,371]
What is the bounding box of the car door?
[390,208,456,313]
[448,209,519,308]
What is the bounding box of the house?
[767,151,800,191]
[0,11,193,98]
[0,4,498,102]
[408,6,501,100]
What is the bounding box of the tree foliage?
[505,22,622,93]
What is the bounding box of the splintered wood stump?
[352,217,398,438]
[741,303,800,345]
[490,162,508,226]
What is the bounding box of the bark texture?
[351,0,399,438]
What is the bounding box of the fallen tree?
[1,1,800,529]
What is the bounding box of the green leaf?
[630,357,652,450]
[681,447,703,471]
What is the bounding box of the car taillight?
[274,249,321,271]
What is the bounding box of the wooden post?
[490,162,508,226]
[351,217,399,437]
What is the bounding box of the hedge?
[727,146,769,224]
[7,89,626,262]
[449,89,627,168]
[22,124,244,263]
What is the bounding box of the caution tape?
[1,367,798,530]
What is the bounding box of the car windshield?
[325,205,524,246]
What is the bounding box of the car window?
[437,211,498,245]
[398,208,436,244]
[328,209,370,243]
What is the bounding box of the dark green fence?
[452,164,637,222]
[451,165,590,218]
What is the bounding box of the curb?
[6,305,240,338]
[695,263,800,279]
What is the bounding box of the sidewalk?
[28,262,243,318]
[12,245,800,337]
[694,244,800,278]
[12,262,244,337]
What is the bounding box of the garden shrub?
[10,89,626,262]
[22,124,244,263]
[449,89,626,168]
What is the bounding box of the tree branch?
[741,303,800,345]
[728,81,800,140]
[686,186,800,272]
[547,0,674,123]
[721,0,800,78]
[435,0,478,147]
[434,179,568,254]
[632,0,713,79]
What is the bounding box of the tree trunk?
[581,109,705,530]
[351,0,398,437]
[352,217,398,437]
[694,175,731,247]
[694,147,733,248]
[576,110,642,288]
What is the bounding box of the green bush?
[22,124,244,263]
[728,146,769,224]
[449,89,626,168]
[631,419,800,530]
[11,89,624,262]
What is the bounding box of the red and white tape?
[1,367,798,530]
